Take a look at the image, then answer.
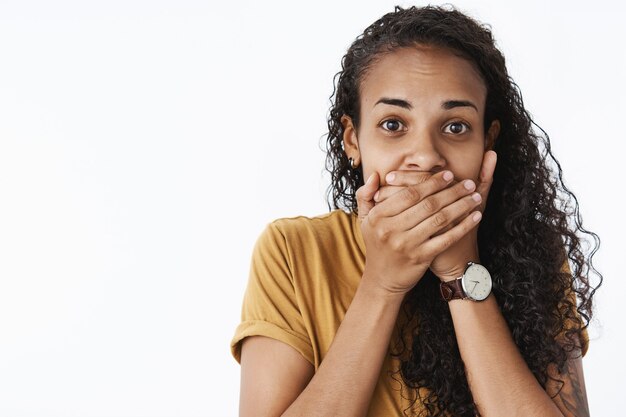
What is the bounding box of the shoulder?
[255,209,363,274]
[267,209,356,244]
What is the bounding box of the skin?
[341,44,500,284]
[239,44,589,417]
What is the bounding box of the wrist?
[435,256,481,282]
[359,271,410,303]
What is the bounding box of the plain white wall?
[0,0,622,416]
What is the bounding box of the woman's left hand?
[373,150,497,282]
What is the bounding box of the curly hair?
[322,4,602,416]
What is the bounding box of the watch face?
[461,263,492,301]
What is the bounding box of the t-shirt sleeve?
[230,222,314,365]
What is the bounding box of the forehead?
[359,45,487,111]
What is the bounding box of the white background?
[0,0,623,416]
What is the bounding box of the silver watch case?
[461,262,493,301]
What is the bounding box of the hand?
[372,151,497,281]
[355,170,483,295]
[430,151,497,280]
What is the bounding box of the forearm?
[449,293,564,416]
[282,273,405,417]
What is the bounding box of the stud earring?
[349,157,358,169]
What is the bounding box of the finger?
[373,170,455,218]
[385,170,438,187]
[430,221,454,238]
[404,188,482,244]
[355,172,380,220]
[373,185,405,203]
[376,173,476,231]
[418,210,483,258]
[476,150,497,212]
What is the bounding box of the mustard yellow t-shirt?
[230,209,589,416]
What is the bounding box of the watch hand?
[471,281,478,292]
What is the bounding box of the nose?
[403,130,447,172]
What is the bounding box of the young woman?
[231,5,601,417]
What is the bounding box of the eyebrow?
[442,100,478,112]
[374,97,478,112]
[375,98,413,110]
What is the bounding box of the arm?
[239,336,315,417]
[447,290,589,417]
[370,154,591,416]
[239,276,405,417]
[395,152,589,416]
[238,170,485,416]
[546,353,589,416]
[283,275,405,417]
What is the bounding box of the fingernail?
[472,212,482,222]
[472,193,482,202]
[386,173,395,183]
[366,174,374,184]
[443,171,453,181]
[374,191,380,201]
[464,180,475,190]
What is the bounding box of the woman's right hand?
[355,170,482,295]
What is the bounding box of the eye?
[380,119,406,133]
[444,121,470,135]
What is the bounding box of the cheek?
[360,149,402,186]
[448,148,484,181]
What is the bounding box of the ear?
[341,114,360,165]
[485,119,500,151]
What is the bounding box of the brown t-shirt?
[230,209,589,416]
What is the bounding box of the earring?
[349,157,358,169]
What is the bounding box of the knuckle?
[417,174,432,185]
[402,186,421,202]
[375,226,391,241]
[422,196,440,213]
[408,249,423,262]
[389,236,404,252]
[432,174,450,188]
[415,246,434,262]
[440,236,455,250]
[432,212,448,228]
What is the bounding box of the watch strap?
[440,277,466,301]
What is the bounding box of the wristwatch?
[440,262,492,302]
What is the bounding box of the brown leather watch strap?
[440,278,466,301]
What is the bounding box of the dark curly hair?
[322,4,602,416]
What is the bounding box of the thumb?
[355,172,379,221]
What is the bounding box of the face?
[342,45,500,186]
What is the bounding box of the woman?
[231,5,601,417]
